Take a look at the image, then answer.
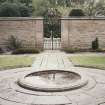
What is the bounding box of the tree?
[95,0,105,16]
[19,4,31,17]
[69,9,85,16]
[0,0,18,3]
[88,0,96,16]
[82,0,105,16]
[0,0,6,4]
[0,0,32,7]
[48,0,71,7]
[0,2,20,17]
[19,0,32,7]
[0,2,31,17]
[32,0,50,16]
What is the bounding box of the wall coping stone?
[0,17,43,21]
[61,17,105,20]
[1,17,105,21]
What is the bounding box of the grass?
[70,56,105,70]
[0,55,34,70]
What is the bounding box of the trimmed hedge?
[64,47,105,53]
[69,9,85,16]
[12,48,40,54]
[64,48,79,53]
[90,48,105,52]
[0,48,3,54]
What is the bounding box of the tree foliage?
[83,0,105,16]
[69,9,85,16]
[95,0,105,16]
[83,0,96,16]
[0,0,32,6]
[0,2,31,17]
[92,38,99,50]
[19,0,32,7]
[0,2,20,17]
[19,4,31,17]
[32,0,50,16]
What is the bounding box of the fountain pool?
[18,70,88,92]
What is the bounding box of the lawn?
[70,56,105,70]
[0,55,34,70]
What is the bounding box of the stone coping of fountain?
[18,69,88,92]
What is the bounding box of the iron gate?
[44,8,61,50]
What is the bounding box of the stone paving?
[0,51,105,105]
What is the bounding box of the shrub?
[7,35,22,50]
[64,48,79,53]
[12,48,40,54]
[0,48,3,53]
[90,48,105,52]
[69,9,85,16]
[19,4,31,17]
[0,2,31,17]
[64,48,96,53]
[0,2,20,17]
[92,38,99,50]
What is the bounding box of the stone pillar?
[35,18,44,50]
[61,18,70,49]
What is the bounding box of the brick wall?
[61,17,105,49]
[0,17,43,50]
[1,17,105,51]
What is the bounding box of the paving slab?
[31,96,71,105]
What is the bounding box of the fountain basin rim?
[18,70,88,92]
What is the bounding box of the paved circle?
[0,67,105,105]
[0,52,105,105]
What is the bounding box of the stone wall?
[0,17,43,50]
[61,17,105,49]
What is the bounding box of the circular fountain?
[18,70,88,92]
